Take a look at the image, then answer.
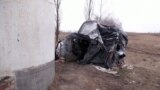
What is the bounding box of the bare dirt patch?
[49,33,160,90]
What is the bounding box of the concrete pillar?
[0,0,55,90]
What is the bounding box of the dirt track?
[49,33,160,90]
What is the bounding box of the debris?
[56,21,128,69]
[93,65,118,75]
[127,65,134,70]
[129,80,136,84]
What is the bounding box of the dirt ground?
[49,33,160,90]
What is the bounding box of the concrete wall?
[0,0,55,89]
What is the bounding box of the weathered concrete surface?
[15,60,55,90]
[0,0,55,72]
[0,0,55,90]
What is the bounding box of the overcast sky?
[60,0,160,33]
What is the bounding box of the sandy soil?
[49,33,160,90]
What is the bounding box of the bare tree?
[100,16,122,29]
[92,0,103,22]
[99,0,103,21]
[94,15,122,29]
[84,0,94,21]
[54,0,61,42]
